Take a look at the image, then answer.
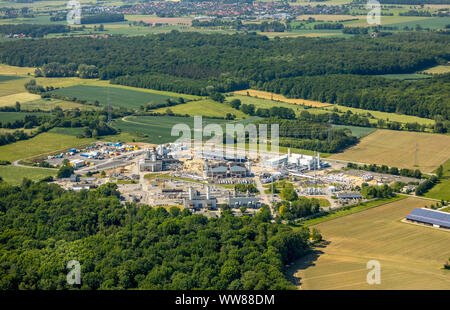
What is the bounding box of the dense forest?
[80,13,125,25]
[0,31,448,119]
[257,74,450,120]
[256,117,359,153]
[0,24,71,37]
[0,181,313,290]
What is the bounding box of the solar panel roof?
[405,208,450,228]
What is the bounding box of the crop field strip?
[152,99,248,119]
[329,129,450,173]
[291,197,450,290]
[234,89,332,108]
[49,85,182,109]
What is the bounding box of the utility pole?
[414,141,418,167]
[106,105,112,123]
[328,113,333,144]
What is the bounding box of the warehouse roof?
[336,192,362,199]
[406,208,450,228]
[210,166,228,173]
[230,165,246,172]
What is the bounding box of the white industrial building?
[264,149,322,170]
[183,186,217,210]
[70,159,85,169]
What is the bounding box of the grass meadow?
[0,165,56,185]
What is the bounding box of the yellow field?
[291,197,450,289]
[0,78,29,97]
[0,64,34,76]
[330,129,450,172]
[233,89,332,108]
[422,65,450,75]
[0,92,41,107]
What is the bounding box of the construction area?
[44,140,428,217]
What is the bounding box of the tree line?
[346,162,422,179]
[0,24,71,37]
[257,117,359,153]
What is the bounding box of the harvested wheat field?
[0,64,35,76]
[290,197,450,290]
[422,65,450,75]
[233,89,332,108]
[330,129,450,173]
[0,92,41,107]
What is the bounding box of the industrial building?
[228,196,261,209]
[203,160,249,179]
[336,192,363,200]
[183,186,217,211]
[69,159,85,169]
[264,149,323,170]
[405,208,450,229]
[139,147,179,172]
[200,150,247,162]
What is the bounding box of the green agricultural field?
[0,111,49,123]
[21,98,97,111]
[385,17,450,30]
[49,85,183,109]
[0,165,56,185]
[0,75,24,82]
[112,115,230,145]
[325,104,435,126]
[332,125,376,138]
[375,73,430,80]
[424,159,450,201]
[152,99,248,119]
[291,197,450,290]
[0,132,95,162]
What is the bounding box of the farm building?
[405,208,450,229]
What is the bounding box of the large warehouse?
[405,208,450,229]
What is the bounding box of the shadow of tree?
[285,241,330,288]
